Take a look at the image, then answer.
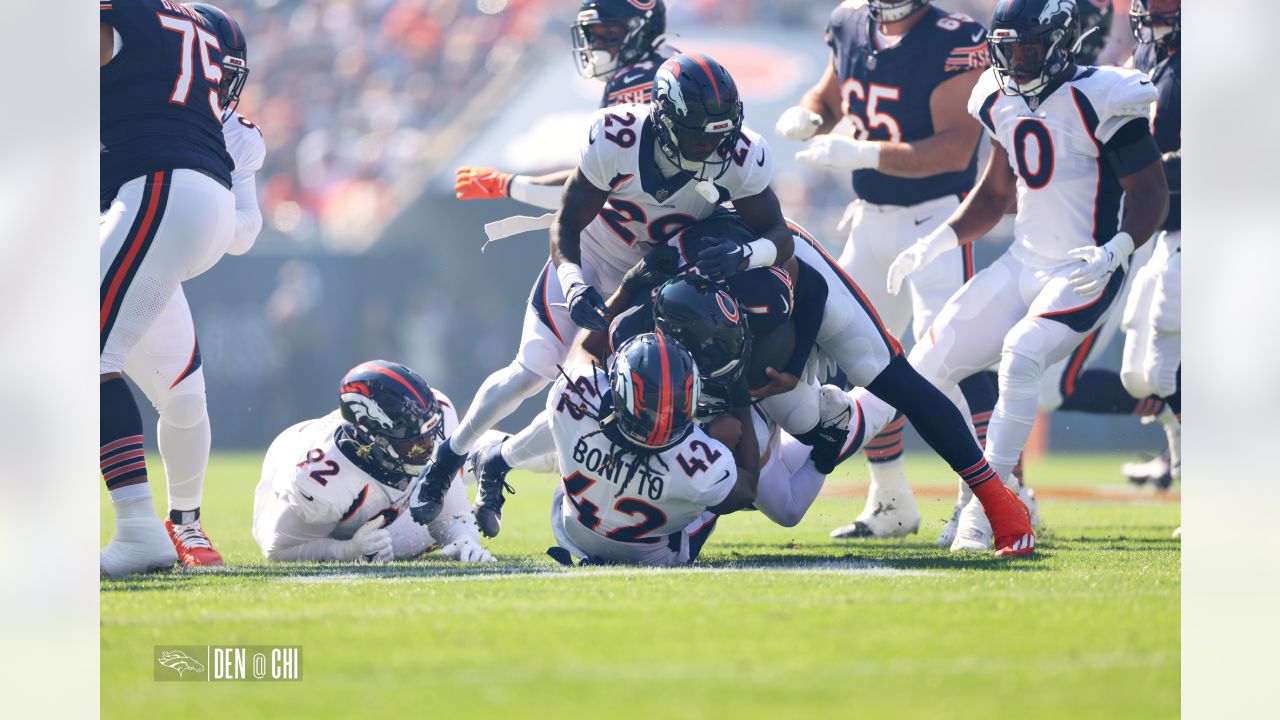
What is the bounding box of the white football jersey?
[969,66,1157,267]
[252,390,459,554]
[576,103,775,283]
[547,365,737,561]
[225,111,266,182]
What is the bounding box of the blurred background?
[169,0,1158,455]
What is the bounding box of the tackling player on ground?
[100,0,236,577]
[887,0,1168,551]
[253,361,494,564]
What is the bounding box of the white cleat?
[949,495,993,552]
[101,516,178,579]
[936,500,965,548]
[1018,485,1042,528]
[1172,526,1182,539]
[830,480,921,539]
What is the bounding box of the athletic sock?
[1060,369,1160,415]
[102,377,152,511]
[158,403,210,515]
[500,410,556,470]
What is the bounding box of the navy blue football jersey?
[825,3,989,206]
[100,0,234,206]
[600,49,672,108]
[1134,44,1180,231]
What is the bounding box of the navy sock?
[867,355,984,473]
[101,377,148,491]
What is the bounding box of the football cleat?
[809,385,855,475]
[936,498,965,548]
[470,441,516,539]
[1122,450,1172,489]
[101,517,178,578]
[1018,485,1043,528]
[830,464,920,540]
[409,441,467,525]
[949,495,992,552]
[165,519,224,567]
[979,483,1036,558]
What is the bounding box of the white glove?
[1068,232,1135,296]
[775,106,823,141]
[347,516,393,563]
[795,134,881,171]
[439,537,496,564]
[887,224,960,296]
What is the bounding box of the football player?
[776,0,1008,540]
[887,0,1168,551]
[101,0,236,577]
[119,2,264,568]
[454,0,672,210]
[253,361,494,564]
[545,332,757,566]
[1119,0,1180,504]
[409,54,795,528]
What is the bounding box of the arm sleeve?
[1102,117,1162,178]
[425,476,482,548]
[577,110,616,192]
[782,261,828,378]
[265,537,353,562]
[1095,70,1159,144]
[224,127,266,255]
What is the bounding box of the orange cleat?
[974,481,1036,558]
[165,519,224,567]
[454,166,512,200]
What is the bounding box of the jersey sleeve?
[726,128,774,200]
[676,437,737,509]
[578,108,619,192]
[938,14,992,75]
[824,2,863,59]
[967,68,1003,141]
[1093,68,1159,145]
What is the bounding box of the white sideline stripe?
[275,561,942,585]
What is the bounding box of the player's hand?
[750,367,800,399]
[887,224,960,296]
[696,237,747,280]
[348,516,393,563]
[455,166,512,200]
[439,537,496,563]
[566,283,610,332]
[775,106,823,141]
[795,134,881,171]
[621,245,680,296]
[1068,232,1134,296]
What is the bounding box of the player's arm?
[550,168,613,331]
[1068,118,1169,295]
[697,186,795,281]
[876,69,985,178]
[706,406,762,515]
[100,22,114,67]
[255,502,391,563]
[455,167,574,210]
[885,142,1016,295]
[776,57,844,140]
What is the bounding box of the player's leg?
[1145,232,1182,484]
[100,171,233,577]
[122,288,221,566]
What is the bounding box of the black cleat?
[409,441,467,525]
[471,441,515,538]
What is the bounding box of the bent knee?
[155,374,208,429]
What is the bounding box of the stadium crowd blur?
[183,0,1145,451]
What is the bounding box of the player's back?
[970,64,1156,266]
[826,2,989,206]
[547,366,736,564]
[100,0,233,207]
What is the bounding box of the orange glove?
[455,166,512,200]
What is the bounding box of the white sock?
[109,487,155,520]
[501,410,556,470]
[452,362,548,453]
[158,404,210,513]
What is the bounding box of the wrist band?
[556,262,585,291]
[745,239,777,269]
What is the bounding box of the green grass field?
[101,451,1179,719]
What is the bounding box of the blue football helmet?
[606,333,700,451]
[989,0,1081,103]
[867,0,931,23]
[571,0,666,80]
[1129,0,1180,49]
[186,3,249,120]
[338,360,443,490]
[651,53,744,181]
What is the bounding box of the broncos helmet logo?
[341,393,396,430]
[157,651,206,677]
[654,66,687,115]
[1040,0,1077,24]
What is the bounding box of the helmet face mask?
[606,334,701,452]
[867,0,931,23]
[1129,0,1180,48]
[185,3,249,120]
[338,361,443,490]
[571,1,666,80]
[989,1,1079,103]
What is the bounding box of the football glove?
[439,537,496,563]
[348,516,393,563]
[455,166,512,200]
[775,106,823,141]
[566,283,610,332]
[621,245,681,296]
[696,237,747,280]
[795,134,881,171]
[887,224,959,296]
[1068,232,1135,296]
